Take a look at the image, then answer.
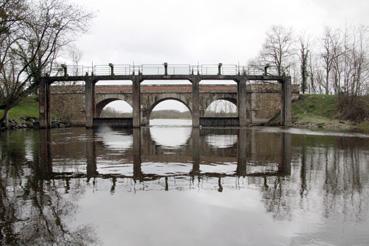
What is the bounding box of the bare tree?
[298,36,310,94]
[259,25,294,76]
[320,27,341,95]
[0,0,92,124]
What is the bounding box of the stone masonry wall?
[50,84,299,126]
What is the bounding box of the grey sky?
[71,0,369,112]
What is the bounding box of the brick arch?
[95,97,133,117]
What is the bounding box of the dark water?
[1,120,369,246]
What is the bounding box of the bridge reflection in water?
[3,126,369,245]
[37,127,292,192]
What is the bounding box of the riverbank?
[0,96,70,130]
[290,94,369,133]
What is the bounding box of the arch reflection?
[149,126,192,148]
[37,128,292,191]
[205,134,238,149]
[95,126,133,150]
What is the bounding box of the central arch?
[142,96,193,126]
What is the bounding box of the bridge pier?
[141,108,150,126]
[85,79,96,128]
[238,79,248,127]
[39,78,50,128]
[191,78,200,128]
[132,78,141,128]
[281,77,292,127]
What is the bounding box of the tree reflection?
[0,131,98,245]
[260,135,369,222]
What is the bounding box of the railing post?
[109,63,114,76]
[61,64,68,77]
[85,78,95,128]
[218,63,222,75]
[264,64,270,75]
[132,77,141,128]
[164,62,168,76]
[191,78,200,128]
[238,78,248,127]
[281,77,292,127]
[39,77,50,128]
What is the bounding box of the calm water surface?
[1,119,369,246]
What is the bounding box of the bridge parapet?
[47,63,285,77]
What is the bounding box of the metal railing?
[45,63,286,77]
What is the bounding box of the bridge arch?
[141,94,193,125]
[95,97,133,117]
[149,97,192,115]
[201,96,238,117]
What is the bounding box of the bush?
[337,95,369,122]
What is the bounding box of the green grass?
[354,121,369,133]
[292,94,369,133]
[0,96,38,122]
[292,94,337,120]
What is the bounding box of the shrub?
[337,95,369,122]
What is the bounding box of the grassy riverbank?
[292,94,369,133]
[0,96,39,121]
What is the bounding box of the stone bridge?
[40,63,298,128]
[49,83,299,127]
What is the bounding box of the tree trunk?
[325,73,329,95]
[0,108,10,128]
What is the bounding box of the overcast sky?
[72,0,369,112]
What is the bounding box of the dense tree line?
[0,0,92,124]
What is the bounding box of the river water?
[1,119,369,245]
